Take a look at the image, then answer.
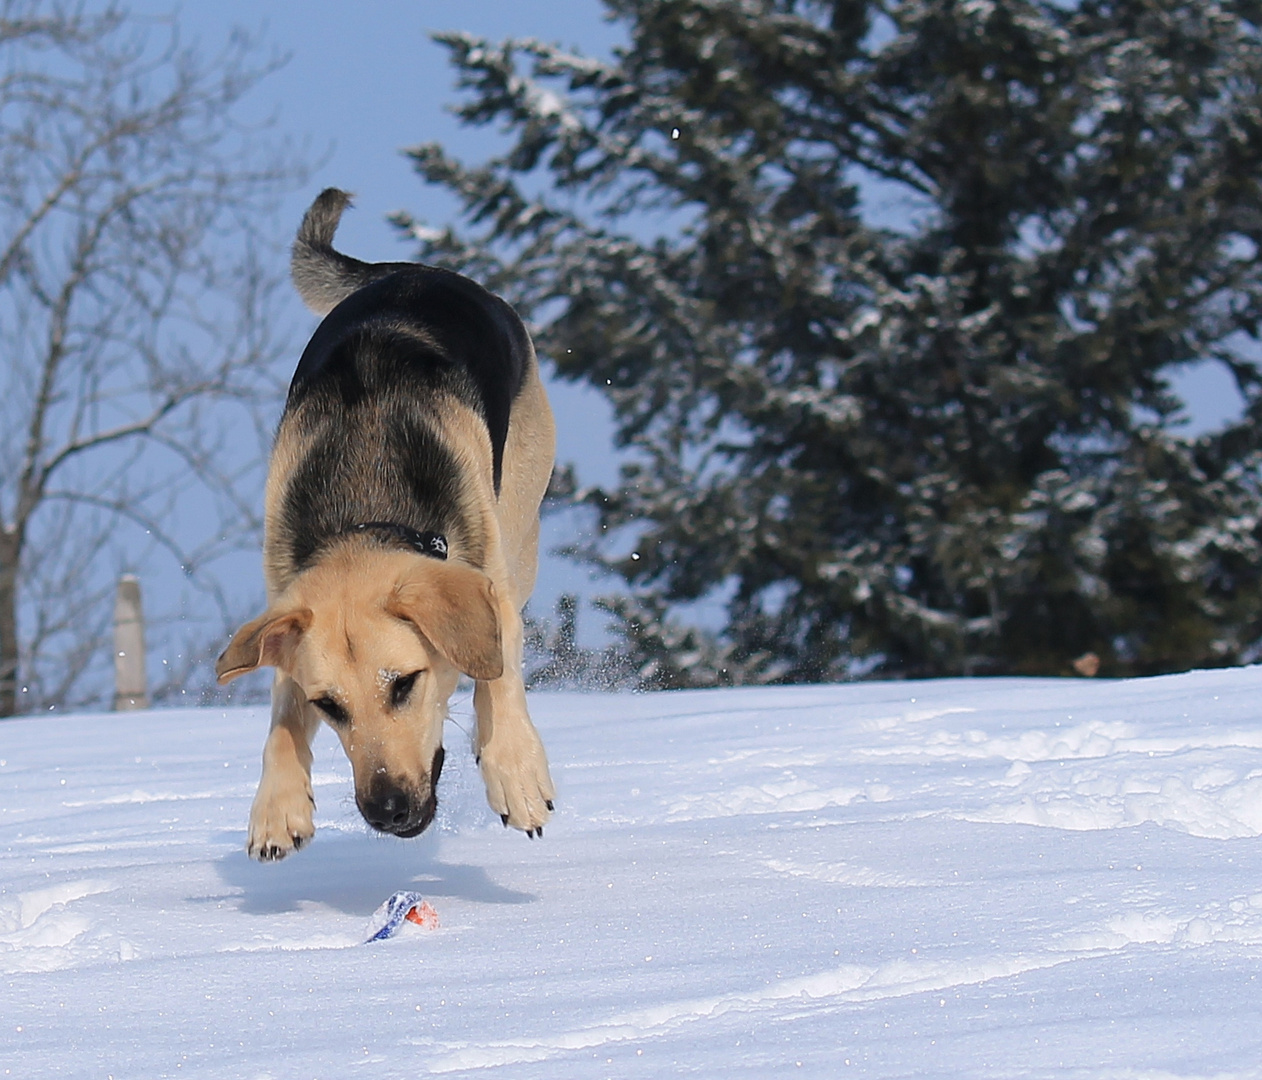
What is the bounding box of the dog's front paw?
[247,780,315,862]
[478,724,555,838]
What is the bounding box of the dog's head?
[216,547,501,837]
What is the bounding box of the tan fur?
[217,347,556,861]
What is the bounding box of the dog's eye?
[390,671,421,709]
[311,696,349,725]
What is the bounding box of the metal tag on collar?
[415,531,448,559]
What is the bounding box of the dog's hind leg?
[247,672,319,861]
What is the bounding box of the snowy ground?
[4,669,1262,1078]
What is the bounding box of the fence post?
[113,575,148,710]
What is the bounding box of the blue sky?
[154,2,621,259]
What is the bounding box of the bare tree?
[0,2,304,716]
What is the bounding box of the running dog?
[216,189,555,860]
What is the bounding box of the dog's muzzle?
[357,746,444,837]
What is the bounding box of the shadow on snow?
[212,827,537,915]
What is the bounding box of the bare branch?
[36,385,201,491]
[0,4,307,714]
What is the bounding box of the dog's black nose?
[360,783,413,832]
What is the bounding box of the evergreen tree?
[396,0,1262,684]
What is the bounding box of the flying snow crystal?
[671,127,680,139]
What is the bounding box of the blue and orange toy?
[365,891,440,942]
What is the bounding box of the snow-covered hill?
[4,670,1262,1077]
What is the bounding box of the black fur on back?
[277,265,532,574]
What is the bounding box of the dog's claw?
[545,800,554,811]
[501,813,509,827]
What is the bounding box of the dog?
[216,188,555,861]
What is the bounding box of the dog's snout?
[361,782,414,832]
[385,794,409,827]
[357,754,442,838]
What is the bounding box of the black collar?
[347,521,448,560]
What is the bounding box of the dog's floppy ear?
[388,561,503,681]
[215,608,312,684]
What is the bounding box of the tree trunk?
[112,575,148,710]
[0,535,19,717]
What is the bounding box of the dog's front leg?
[248,672,319,861]
[474,603,554,836]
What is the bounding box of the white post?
[113,575,148,710]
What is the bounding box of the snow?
[5,668,1262,1076]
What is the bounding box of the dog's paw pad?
[247,789,315,863]
[248,832,310,862]
[477,723,555,837]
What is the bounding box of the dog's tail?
[291,188,403,316]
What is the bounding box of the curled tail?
[291,188,410,315]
